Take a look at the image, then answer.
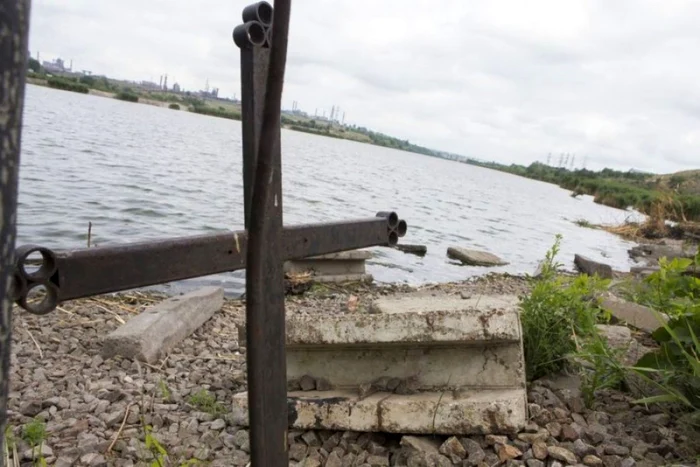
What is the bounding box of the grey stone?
[102,287,224,363]
[326,451,343,467]
[573,439,596,458]
[603,444,630,456]
[302,431,321,447]
[366,454,390,466]
[400,436,440,454]
[439,436,466,460]
[300,375,316,391]
[574,254,613,279]
[210,418,226,431]
[548,446,577,465]
[447,247,508,266]
[583,455,603,466]
[289,443,307,462]
[22,444,54,460]
[526,460,545,467]
[79,453,107,466]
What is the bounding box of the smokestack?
[159,75,163,88]
[70,59,73,71]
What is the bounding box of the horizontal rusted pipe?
[12,213,406,313]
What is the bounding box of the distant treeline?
[465,160,700,222]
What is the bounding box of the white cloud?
[28,0,700,173]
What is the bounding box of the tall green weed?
[520,235,610,381]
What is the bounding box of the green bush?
[520,235,610,381]
[115,91,139,103]
[168,103,180,110]
[46,77,89,94]
[191,104,241,120]
[583,251,700,425]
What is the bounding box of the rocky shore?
[5,274,698,466]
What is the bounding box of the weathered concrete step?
[284,250,372,275]
[310,273,373,284]
[288,344,525,389]
[285,295,522,347]
[231,388,527,435]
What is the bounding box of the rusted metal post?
[0,0,32,463]
[235,1,290,465]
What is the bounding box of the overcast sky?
[27,0,700,173]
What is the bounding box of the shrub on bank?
[526,234,700,424]
[191,104,241,120]
[520,235,610,381]
[621,252,700,423]
[168,103,180,110]
[115,91,139,103]
[47,77,89,94]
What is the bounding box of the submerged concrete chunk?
[102,286,223,364]
[574,254,613,279]
[447,247,508,267]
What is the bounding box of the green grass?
[187,389,226,416]
[520,234,611,380]
[115,91,139,103]
[190,104,241,120]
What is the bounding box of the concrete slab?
[308,250,373,260]
[286,300,521,346]
[231,388,526,435]
[602,295,667,332]
[288,344,525,389]
[370,295,519,314]
[311,273,373,284]
[102,287,223,364]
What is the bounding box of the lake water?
[16,84,643,296]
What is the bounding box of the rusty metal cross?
[1,1,408,465]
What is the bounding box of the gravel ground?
[4,274,698,466]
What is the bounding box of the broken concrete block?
[447,247,508,267]
[574,254,613,279]
[232,388,526,435]
[602,295,667,332]
[102,286,223,364]
[394,244,428,257]
[232,294,527,434]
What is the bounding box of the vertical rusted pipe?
[0,0,32,463]
[245,1,292,466]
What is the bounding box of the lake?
[16,84,642,296]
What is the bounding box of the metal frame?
[0,1,409,465]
